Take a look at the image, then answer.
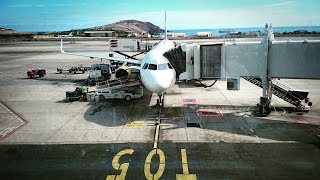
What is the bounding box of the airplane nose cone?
[155,81,171,93]
[142,75,171,93]
[141,69,176,94]
[152,72,175,93]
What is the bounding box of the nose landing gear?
[157,94,164,107]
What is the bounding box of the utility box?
[227,78,240,90]
[109,39,142,52]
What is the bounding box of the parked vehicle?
[27,69,46,78]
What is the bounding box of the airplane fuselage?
[139,39,176,95]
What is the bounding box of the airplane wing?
[60,39,142,65]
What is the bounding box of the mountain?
[90,20,164,34]
[0,28,33,41]
[0,28,27,35]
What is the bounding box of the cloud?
[264,1,294,7]
[118,3,129,6]
[8,5,33,7]
[8,4,45,8]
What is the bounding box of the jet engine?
[115,65,132,82]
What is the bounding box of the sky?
[0,0,319,32]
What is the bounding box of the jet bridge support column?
[259,24,274,116]
[260,79,273,116]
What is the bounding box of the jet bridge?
[177,24,320,115]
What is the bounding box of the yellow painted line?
[106,175,116,180]
[106,149,134,180]
[144,149,165,180]
[124,121,144,128]
[181,149,189,174]
[153,124,160,149]
[176,174,197,180]
[176,149,197,180]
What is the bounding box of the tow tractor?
[27,68,46,78]
[66,86,89,102]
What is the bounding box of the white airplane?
[61,13,176,106]
[58,32,73,37]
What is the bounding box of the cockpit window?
[148,64,157,70]
[158,63,168,70]
[168,63,173,69]
[143,63,148,69]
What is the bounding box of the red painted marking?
[197,109,222,117]
[297,116,319,124]
[292,114,320,139]
[0,99,29,141]
[182,98,197,104]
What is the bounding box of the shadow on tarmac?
[81,88,320,144]
[82,88,154,127]
[0,142,319,179]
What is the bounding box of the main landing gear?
[156,94,164,107]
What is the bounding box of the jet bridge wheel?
[125,95,131,101]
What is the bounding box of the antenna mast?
[165,11,167,40]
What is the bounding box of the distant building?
[167,32,175,38]
[140,32,151,38]
[227,31,241,36]
[127,33,138,37]
[244,31,259,37]
[161,32,175,38]
[127,32,151,38]
[175,33,187,38]
[84,31,115,37]
[196,32,212,37]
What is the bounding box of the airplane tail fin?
[164,11,167,40]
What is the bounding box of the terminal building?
[84,31,115,37]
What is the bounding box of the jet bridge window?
[148,64,157,70]
[158,63,169,70]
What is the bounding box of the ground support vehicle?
[87,64,111,86]
[87,86,143,102]
[57,66,89,74]
[66,86,89,102]
[27,69,46,78]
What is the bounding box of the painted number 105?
[106,148,197,180]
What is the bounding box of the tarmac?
[0,39,319,179]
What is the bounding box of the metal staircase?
[96,78,141,92]
[242,77,308,109]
